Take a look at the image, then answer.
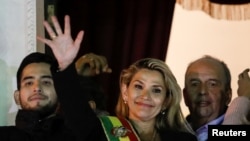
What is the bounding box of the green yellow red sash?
[99,116,140,141]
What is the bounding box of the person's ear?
[225,89,232,105]
[14,90,21,105]
[183,88,190,107]
[121,83,128,102]
[88,100,96,110]
[162,96,171,111]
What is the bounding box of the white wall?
[0,0,42,125]
[166,4,250,117]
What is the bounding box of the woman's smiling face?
[123,68,167,121]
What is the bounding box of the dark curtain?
[52,0,175,115]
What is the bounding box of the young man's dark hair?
[16,52,55,90]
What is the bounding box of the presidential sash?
[99,116,140,141]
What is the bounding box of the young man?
[0,15,111,140]
[0,52,78,141]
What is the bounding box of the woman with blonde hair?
[115,58,195,140]
[38,14,197,141]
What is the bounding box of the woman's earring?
[123,100,127,104]
[161,110,166,115]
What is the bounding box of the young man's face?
[14,63,58,112]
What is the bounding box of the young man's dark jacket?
[0,110,75,141]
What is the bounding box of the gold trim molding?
[25,0,36,54]
[176,0,250,20]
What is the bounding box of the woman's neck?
[129,118,160,141]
